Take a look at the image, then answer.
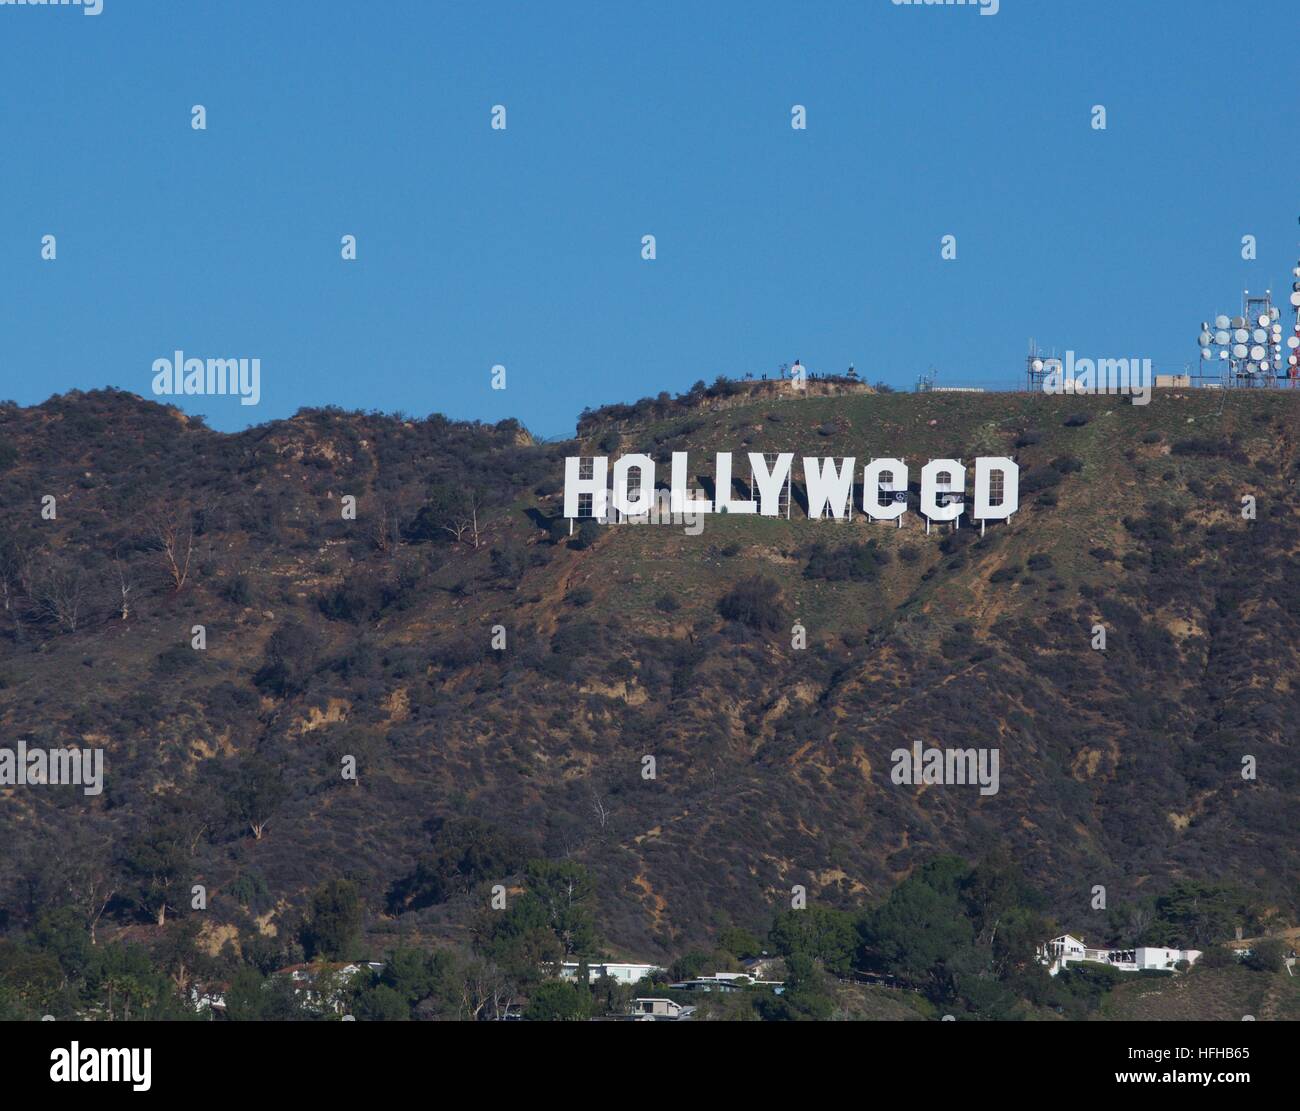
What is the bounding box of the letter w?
[803,457,856,519]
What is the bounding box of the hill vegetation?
[0,383,1297,1019]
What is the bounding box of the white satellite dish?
[1251,345,1266,360]
[1288,336,1299,349]
[1270,307,1281,321]
[1215,314,1231,329]
[1258,314,1271,327]
[1198,333,1212,347]
[1220,350,1229,360]
[1232,316,1246,328]
[1234,328,1249,343]
[1031,359,1044,372]
[1291,292,1300,307]
[1215,330,1230,344]
[1253,329,1267,343]
[1232,344,1248,358]
[1201,349,1212,360]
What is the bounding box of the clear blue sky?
[2,0,1297,437]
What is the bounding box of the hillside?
[1,384,1298,979]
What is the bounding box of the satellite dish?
[1232,344,1248,358]
[1232,316,1246,328]
[1258,314,1271,327]
[1288,336,1299,349]
[1291,292,1300,307]
[1292,354,1299,366]
[1251,345,1266,360]
[1220,350,1229,360]
[1253,329,1267,343]
[1215,314,1231,329]
[1201,349,1213,360]
[1270,307,1281,321]
[1215,330,1230,344]
[1197,333,1212,347]
[1031,359,1044,372]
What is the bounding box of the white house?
[1040,934,1201,976]
[630,998,685,1019]
[559,961,661,986]
[668,978,743,994]
[188,984,228,1013]
[273,962,379,1013]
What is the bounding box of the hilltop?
[0,383,1297,980]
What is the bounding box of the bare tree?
[32,558,88,632]
[142,501,216,593]
[151,508,197,592]
[368,496,410,557]
[0,533,32,617]
[112,554,134,621]
[414,485,493,549]
[461,959,519,1021]
[443,494,484,548]
[589,786,612,832]
[43,827,117,945]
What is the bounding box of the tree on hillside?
[1241,938,1286,972]
[405,483,492,548]
[524,860,598,957]
[146,503,208,593]
[524,979,591,1021]
[860,858,976,996]
[41,824,117,944]
[0,529,34,623]
[30,556,90,633]
[768,906,858,977]
[302,879,362,961]
[386,818,526,913]
[119,823,194,927]
[254,620,321,696]
[1147,882,1249,948]
[717,576,785,632]
[223,755,287,841]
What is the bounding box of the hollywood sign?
[564,452,1019,527]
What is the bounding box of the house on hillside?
[668,977,743,994]
[741,956,783,981]
[273,961,382,1013]
[630,998,689,1020]
[1040,934,1201,976]
[188,982,229,1014]
[558,961,662,986]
